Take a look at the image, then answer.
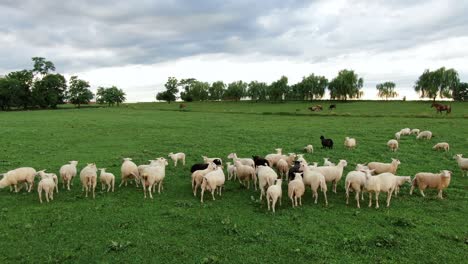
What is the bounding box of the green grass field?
[0,101,467,263]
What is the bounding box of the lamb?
[410,170,451,198]
[394,132,400,141]
[140,158,168,199]
[411,128,420,135]
[227,153,255,168]
[120,158,140,187]
[191,162,217,196]
[416,130,433,140]
[344,137,356,149]
[190,159,222,173]
[387,139,399,152]
[276,158,289,180]
[256,165,278,201]
[202,156,223,166]
[266,179,282,213]
[99,168,115,192]
[226,162,237,180]
[393,176,411,196]
[364,172,398,208]
[37,170,59,193]
[59,161,78,190]
[312,159,347,193]
[432,142,450,152]
[235,161,257,190]
[323,158,335,166]
[368,158,401,175]
[344,169,372,208]
[300,163,328,205]
[303,144,314,153]
[320,135,333,149]
[168,152,186,167]
[37,174,56,203]
[399,128,411,135]
[200,167,225,203]
[453,154,468,177]
[80,163,97,198]
[0,167,36,192]
[288,173,305,207]
[252,156,270,167]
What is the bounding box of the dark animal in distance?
[288,161,303,181]
[252,156,270,167]
[431,102,451,114]
[320,135,334,149]
[179,103,187,109]
[329,104,336,110]
[190,159,222,173]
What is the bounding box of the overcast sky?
[1,0,467,101]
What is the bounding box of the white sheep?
[141,158,168,198]
[344,137,356,149]
[265,148,283,166]
[300,163,328,205]
[416,130,432,140]
[227,153,255,168]
[0,167,36,192]
[192,162,217,197]
[410,170,451,198]
[308,162,318,170]
[202,155,223,165]
[364,171,398,208]
[323,158,335,166]
[234,161,257,190]
[453,154,468,177]
[355,163,369,171]
[59,161,78,190]
[303,144,314,153]
[432,142,449,152]
[368,158,400,175]
[276,158,289,180]
[225,162,237,180]
[256,165,278,201]
[120,158,140,187]
[387,139,399,152]
[37,170,59,193]
[394,132,401,141]
[344,169,372,208]
[411,128,420,135]
[393,176,411,196]
[399,128,411,135]
[37,174,56,203]
[296,154,307,165]
[168,152,186,167]
[288,173,305,207]
[266,179,282,213]
[80,163,97,199]
[99,168,115,192]
[200,167,225,203]
[312,159,347,193]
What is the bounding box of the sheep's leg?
[67,180,71,191]
[149,185,153,199]
[437,189,443,199]
[28,182,33,192]
[211,189,216,201]
[267,195,271,211]
[323,191,328,206]
[38,189,42,203]
[299,196,302,206]
[333,181,337,193]
[290,196,294,207]
[345,188,349,204]
[107,184,111,192]
[356,192,360,208]
[158,182,162,194]
[92,183,96,199]
[200,188,204,203]
[395,186,399,197]
[375,192,380,209]
[50,190,54,201]
[183,158,185,166]
[386,190,393,207]
[247,180,250,190]
[119,178,125,187]
[101,182,105,191]
[419,189,425,197]
[142,181,146,198]
[368,193,372,207]
[313,190,318,204]
[279,195,282,206]
[409,184,414,195]
[361,191,364,201]
[272,199,276,213]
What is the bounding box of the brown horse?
[431,102,451,114]
[179,103,187,109]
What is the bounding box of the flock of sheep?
[0,129,466,211]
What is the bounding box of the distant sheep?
[433,142,449,152]
[80,163,97,199]
[99,168,115,192]
[320,135,333,149]
[387,139,399,152]
[303,144,313,153]
[453,154,468,177]
[59,161,78,190]
[227,153,255,168]
[394,132,400,141]
[296,154,307,165]
[265,148,284,167]
[368,159,401,175]
[393,176,411,196]
[323,158,335,166]
[410,170,451,198]
[288,161,303,181]
[37,174,56,203]
[399,128,411,135]
[266,179,282,213]
[202,156,223,166]
[344,137,356,149]
[168,152,186,167]
[411,128,420,135]
[416,130,432,140]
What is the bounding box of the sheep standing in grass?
[399,128,411,135]
[296,154,307,165]
[387,139,399,152]
[276,159,289,180]
[37,170,59,193]
[80,163,97,199]
[265,148,284,167]
[303,145,313,153]
[256,165,278,201]
[393,176,411,196]
[191,162,217,196]
[312,160,347,193]
[394,132,401,141]
[288,173,305,207]
[344,169,373,208]
[227,153,255,168]
[433,142,450,152]
[416,130,433,140]
[355,163,369,171]
[364,171,398,208]
[453,154,468,177]
[37,174,56,203]
[266,179,282,213]
[252,156,270,167]
[202,156,223,166]
[200,167,225,203]
[344,137,356,149]
[410,170,451,198]
[288,161,303,181]
[226,162,237,180]
[59,161,78,190]
[368,159,401,175]
[411,129,420,135]
[120,158,140,187]
[0,167,37,192]
[141,158,168,198]
[99,168,115,192]
[235,161,257,190]
[168,152,186,167]
[323,158,335,166]
[300,163,328,205]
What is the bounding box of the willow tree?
[328,69,363,101]
[376,82,398,100]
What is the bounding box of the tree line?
[0,57,126,110]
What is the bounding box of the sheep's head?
[87,163,97,170]
[99,168,106,172]
[441,170,452,178]
[275,179,282,185]
[391,158,401,165]
[168,152,173,157]
[402,176,411,184]
[275,148,282,154]
[69,160,78,165]
[226,162,231,166]
[453,154,463,160]
[339,160,348,167]
[294,172,303,180]
[227,153,236,159]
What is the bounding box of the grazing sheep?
[190,159,222,173]
[344,137,356,149]
[453,154,468,177]
[368,158,401,175]
[141,158,168,199]
[344,169,373,208]
[256,165,278,201]
[323,158,335,166]
[80,163,97,199]
[168,152,186,167]
[364,172,398,208]
[226,162,237,180]
[120,158,140,187]
[37,170,59,193]
[411,128,420,135]
[235,161,257,190]
[394,132,401,141]
[99,168,115,192]
[312,160,347,193]
[387,139,399,152]
[252,156,270,167]
[433,142,450,152]
[266,179,282,213]
[410,170,451,198]
[227,153,255,168]
[416,130,433,140]
[303,144,314,153]
[300,163,328,205]
[59,161,78,190]
[191,162,217,196]
[288,173,305,207]
[37,174,56,203]
[320,135,334,149]
[0,167,36,192]
[202,156,223,166]
[329,104,336,110]
[393,176,411,196]
[288,161,303,181]
[399,128,411,135]
[265,148,284,166]
[276,158,289,179]
[200,167,225,203]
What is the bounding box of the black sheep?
[288,161,302,181]
[320,135,334,149]
[252,155,270,167]
[190,159,222,173]
[329,104,336,110]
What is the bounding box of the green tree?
[32,57,56,76]
[296,74,328,100]
[453,82,468,101]
[247,81,268,101]
[209,81,225,100]
[156,77,179,103]
[414,67,460,101]
[31,73,67,108]
[376,81,398,100]
[6,70,33,109]
[223,81,247,101]
[328,69,363,101]
[268,76,289,101]
[96,86,126,106]
[0,77,22,110]
[68,76,93,108]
